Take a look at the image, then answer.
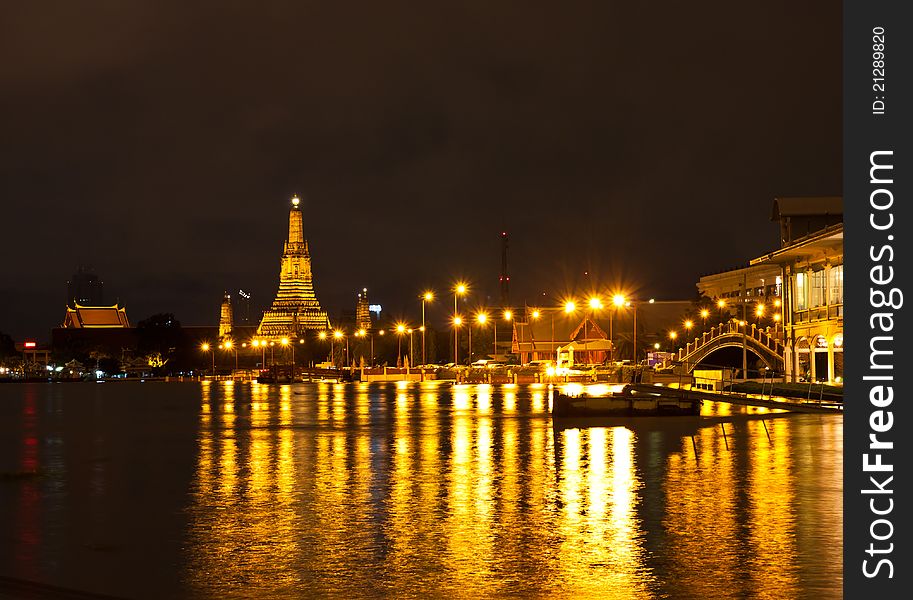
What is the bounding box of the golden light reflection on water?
[184,384,842,598]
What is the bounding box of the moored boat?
[552,384,700,417]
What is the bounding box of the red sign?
[23,341,37,348]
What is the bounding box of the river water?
[0,381,842,599]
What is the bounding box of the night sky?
[1,1,841,341]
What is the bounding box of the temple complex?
[256,195,331,339]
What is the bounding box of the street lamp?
[700,308,709,330]
[280,337,292,367]
[454,283,467,311]
[333,330,343,368]
[421,291,434,365]
[755,303,765,325]
[584,297,602,366]
[355,329,366,365]
[717,299,727,322]
[407,328,414,367]
[223,339,238,372]
[611,294,625,361]
[201,342,214,376]
[453,315,463,365]
[252,339,264,368]
[395,323,406,366]
[476,312,490,359]
[501,310,512,360]
[521,308,540,366]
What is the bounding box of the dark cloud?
[0,1,840,339]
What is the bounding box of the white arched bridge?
[669,321,785,372]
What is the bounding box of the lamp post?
[201,342,214,376]
[407,328,414,367]
[453,316,462,365]
[422,291,433,365]
[333,330,343,368]
[375,330,385,365]
[611,295,625,361]
[700,308,709,331]
[684,320,693,343]
[224,340,238,372]
[561,301,577,368]
[755,303,765,326]
[467,315,473,364]
[355,329,366,365]
[476,312,489,359]
[623,301,640,364]
[585,297,602,365]
[395,323,406,366]
[453,283,467,363]
[501,309,512,360]
[280,337,292,367]
[717,299,727,323]
[318,331,328,365]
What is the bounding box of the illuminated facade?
[750,223,843,383]
[696,197,843,383]
[257,196,331,339]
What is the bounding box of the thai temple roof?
[63,303,130,328]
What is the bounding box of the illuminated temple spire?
[256,195,331,339]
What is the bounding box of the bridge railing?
[674,321,785,362]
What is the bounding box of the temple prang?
[256,195,331,339]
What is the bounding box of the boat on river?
[551,384,700,417]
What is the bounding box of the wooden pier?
[625,383,843,414]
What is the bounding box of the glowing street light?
[453,315,463,365]
[700,308,709,329]
[421,291,434,366]
[395,323,406,365]
[717,299,727,321]
[564,301,576,314]
[609,294,626,362]
[201,342,214,376]
[223,339,238,371]
[280,336,295,367]
[331,330,343,368]
[406,328,414,367]
[476,312,490,360]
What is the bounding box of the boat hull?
[552,393,700,417]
